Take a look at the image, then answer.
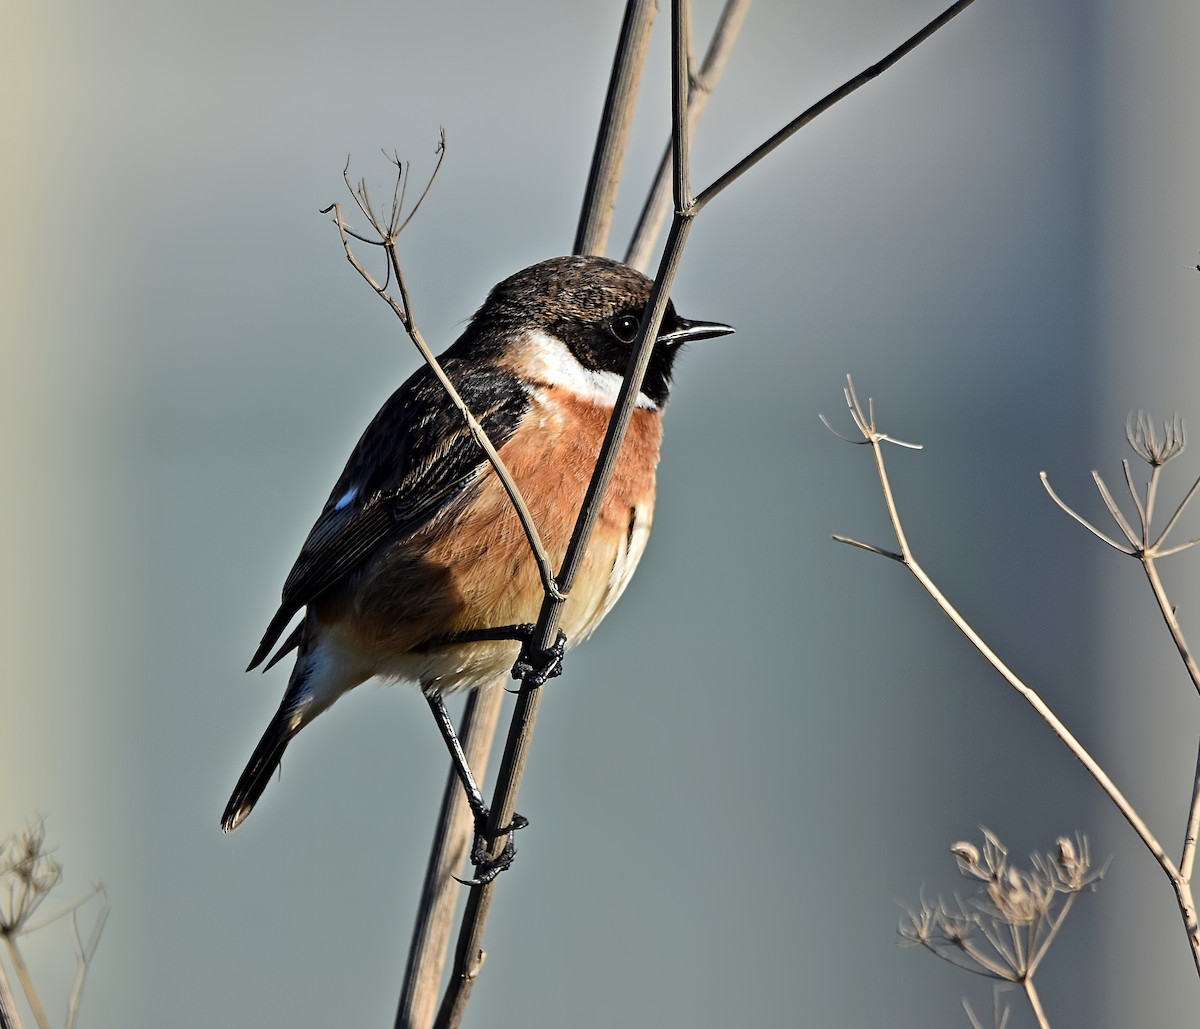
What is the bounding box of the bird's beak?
[657,317,736,345]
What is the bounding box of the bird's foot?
[511,630,567,687]
[454,812,531,887]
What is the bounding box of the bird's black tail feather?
[221,709,296,833]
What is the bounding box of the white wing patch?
[524,330,659,410]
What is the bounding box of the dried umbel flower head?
[0,819,63,936]
[953,828,1009,884]
[900,830,1103,984]
[950,841,980,869]
[983,866,1052,927]
[1042,832,1104,893]
[1127,411,1186,467]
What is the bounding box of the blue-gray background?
[3,1,1198,1026]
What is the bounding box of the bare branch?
[1023,980,1051,1029]
[1183,738,1200,884]
[574,0,657,256]
[396,686,505,1029]
[324,185,565,604]
[671,0,693,211]
[1154,471,1200,550]
[1155,539,1200,558]
[836,382,1182,887]
[420,0,990,1016]
[396,133,447,236]
[831,534,905,563]
[626,0,751,270]
[438,212,700,1029]
[0,961,22,1029]
[1038,473,1133,554]
[848,385,1200,979]
[1091,470,1141,549]
[65,885,107,1029]
[1139,558,1200,699]
[1,941,48,1029]
[692,0,979,213]
[438,3,713,1011]
[1121,458,1150,546]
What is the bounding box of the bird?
[221,254,733,878]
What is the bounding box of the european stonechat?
[222,254,733,874]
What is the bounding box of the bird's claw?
[454,813,530,887]
[511,630,567,687]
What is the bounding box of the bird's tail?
[221,705,300,833]
[223,635,363,833]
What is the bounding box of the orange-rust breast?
[330,388,662,689]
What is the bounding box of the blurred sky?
[2,1,1199,1027]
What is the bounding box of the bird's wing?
[247,360,527,671]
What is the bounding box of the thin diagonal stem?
[838,386,1178,874]
[1137,551,1200,967]
[1023,979,1051,1029]
[1121,459,1150,546]
[2,941,48,1029]
[1039,473,1132,554]
[0,959,22,1029]
[438,9,699,1018]
[1155,539,1200,559]
[671,0,693,210]
[430,0,987,1016]
[1183,738,1200,883]
[396,686,505,1029]
[1091,470,1140,548]
[437,212,699,1029]
[1153,472,1200,549]
[324,198,563,603]
[692,0,978,213]
[625,0,750,271]
[573,0,657,256]
[1027,893,1076,977]
[65,888,107,1029]
[1140,557,1200,699]
[1144,462,1162,530]
[839,379,1200,979]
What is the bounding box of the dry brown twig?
[311,1,983,1024]
[435,17,982,1026]
[828,377,1200,985]
[320,140,563,606]
[0,821,107,1029]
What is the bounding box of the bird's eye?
[610,313,641,344]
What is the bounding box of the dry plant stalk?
[397,686,506,1029]
[828,377,1200,986]
[435,5,979,1024]
[574,0,658,258]
[0,821,108,1029]
[309,2,983,1024]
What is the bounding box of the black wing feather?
[247,358,527,670]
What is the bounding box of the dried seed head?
[1055,836,1075,868]
[986,867,1049,926]
[0,820,63,935]
[1127,411,1185,467]
[951,841,980,868]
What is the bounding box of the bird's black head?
[456,255,733,409]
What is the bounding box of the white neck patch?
[521,329,659,410]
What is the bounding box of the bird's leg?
[425,693,528,885]
[418,623,537,647]
[417,623,569,688]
